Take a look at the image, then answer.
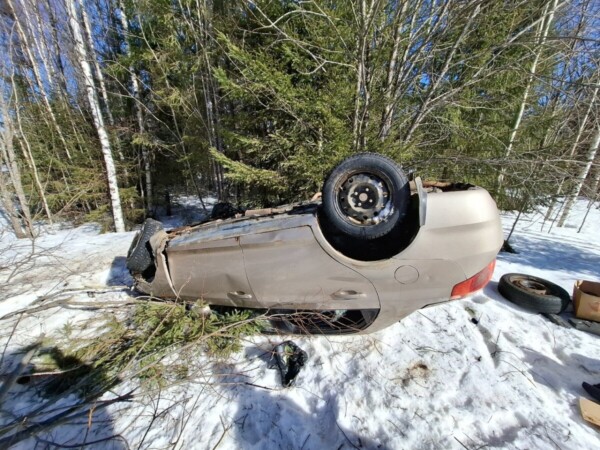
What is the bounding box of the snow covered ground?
[1,198,599,449]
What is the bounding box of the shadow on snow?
[0,346,128,449]
[213,348,392,450]
[499,233,600,280]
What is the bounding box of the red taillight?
[451,260,496,299]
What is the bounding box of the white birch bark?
[351,2,366,151]
[67,0,125,232]
[0,163,27,239]
[3,24,52,222]
[379,1,408,141]
[352,0,380,151]
[0,97,34,237]
[544,83,599,222]
[589,158,600,203]
[22,0,56,94]
[117,0,152,212]
[498,0,557,185]
[578,179,597,233]
[80,0,115,127]
[11,79,53,223]
[33,1,59,86]
[46,0,69,95]
[558,124,600,226]
[6,0,72,160]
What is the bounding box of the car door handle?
[331,289,366,300]
[228,291,253,300]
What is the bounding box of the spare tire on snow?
[498,273,571,314]
[126,219,164,274]
[321,153,410,240]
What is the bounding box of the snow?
[1,198,600,449]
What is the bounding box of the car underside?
[127,154,503,334]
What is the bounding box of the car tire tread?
[126,219,164,274]
[498,273,571,314]
[321,152,410,240]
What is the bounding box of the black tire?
[583,382,600,402]
[321,153,410,240]
[211,202,240,220]
[498,273,571,314]
[126,219,164,274]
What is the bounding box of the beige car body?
[133,179,503,333]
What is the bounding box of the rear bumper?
[363,188,504,332]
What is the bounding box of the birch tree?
[6,0,72,160]
[558,121,600,226]
[81,0,114,128]
[0,164,28,238]
[116,0,152,213]
[45,0,70,95]
[21,0,55,93]
[352,0,382,152]
[1,0,595,225]
[545,82,599,222]
[378,0,409,141]
[67,0,125,232]
[11,80,53,223]
[497,0,558,186]
[0,94,34,238]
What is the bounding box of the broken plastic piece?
[271,341,307,387]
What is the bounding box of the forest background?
[0,0,598,236]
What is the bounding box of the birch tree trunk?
[82,2,133,170]
[117,0,152,213]
[558,124,600,226]
[67,0,125,232]
[6,0,72,161]
[0,163,27,239]
[378,1,408,141]
[497,0,557,186]
[3,19,53,222]
[80,0,115,127]
[589,158,600,203]
[11,80,53,223]
[379,0,437,140]
[202,49,225,199]
[578,186,597,233]
[46,0,69,95]
[22,0,56,94]
[352,0,380,152]
[544,83,599,222]
[182,0,219,203]
[0,96,34,238]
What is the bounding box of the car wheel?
[321,153,410,240]
[498,273,571,314]
[211,202,240,220]
[126,218,164,274]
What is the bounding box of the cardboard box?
[580,397,600,428]
[573,280,600,322]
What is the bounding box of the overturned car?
[127,153,503,334]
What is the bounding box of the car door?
[166,236,256,307]
[240,225,379,310]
